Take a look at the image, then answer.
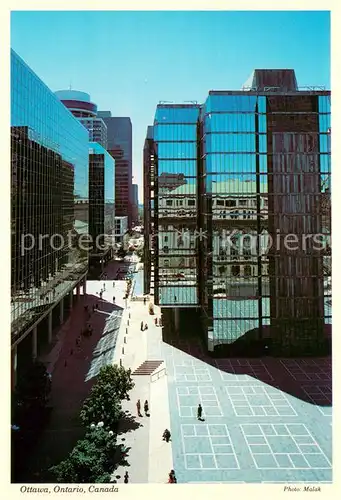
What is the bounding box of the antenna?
[69,81,72,90]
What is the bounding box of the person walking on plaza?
[136,399,142,417]
[140,321,144,331]
[143,297,146,305]
[113,296,116,303]
[99,291,103,300]
[144,400,149,416]
[162,429,171,442]
[124,471,129,483]
[113,281,115,288]
[103,283,106,291]
[168,470,177,483]
[154,317,158,326]
[197,403,203,420]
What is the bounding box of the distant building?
[98,112,133,227]
[55,90,108,148]
[88,142,115,270]
[115,216,128,243]
[132,183,139,225]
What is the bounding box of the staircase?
[132,360,163,376]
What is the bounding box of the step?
[132,360,163,376]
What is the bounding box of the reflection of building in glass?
[144,69,331,356]
[98,112,133,227]
[88,142,115,270]
[11,50,89,382]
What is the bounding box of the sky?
[10,10,330,202]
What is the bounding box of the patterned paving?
[164,342,332,483]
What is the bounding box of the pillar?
[48,311,53,344]
[82,279,87,295]
[60,298,64,324]
[11,345,17,390]
[32,326,37,360]
[174,308,180,332]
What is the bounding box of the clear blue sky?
[11,10,330,201]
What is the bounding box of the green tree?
[50,428,117,483]
[80,384,122,430]
[80,365,134,429]
[96,365,134,401]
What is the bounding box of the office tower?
[97,112,133,227]
[143,125,155,295]
[88,142,116,271]
[132,183,139,225]
[55,90,108,149]
[114,216,128,243]
[11,50,89,379]
[144,69,331,356]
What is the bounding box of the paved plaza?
[163,342,332,483]
[25,258,332,484]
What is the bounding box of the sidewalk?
[112,296,173,483]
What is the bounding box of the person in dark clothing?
[168,470,176,483]
[144,400,149,416]
[197,404,203,420]
[162,429,171,442]
[144,323,148,330]
[136,399,142,417]
[113,296,116,303]
[154,317,158,326]
[140,321,144,331]
[124,471,129,483]
[143,297,146,305]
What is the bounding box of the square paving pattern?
[163,345,332,484]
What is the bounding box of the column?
[32,326,37,360]
[11,345,17,390]
[82,279,87,296]
[48,311,53,344]
[174,308,180,332]
[60,298,64,324]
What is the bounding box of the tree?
[50,428,117,483]
[80,365,134,429]
[96,365,134,401]
[80,384,122,430]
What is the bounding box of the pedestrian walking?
[136,399,141,417]
[154,317,158,326]
[162,429,171,442]
[143,297,146,305]
[168,470,177,483]
[144,400,149,416]
[113,296,116,303]
[140,321,144,331]
[144,323,148,330]
[113,282,115,288]
[197,403,203,420]
[124,471,129,484]
[99,291,103,300]
[103,283,106,291]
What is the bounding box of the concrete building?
[144,69,331,356]
[55,90,108,148]
[98,112,133,227]
[11,50,89,385]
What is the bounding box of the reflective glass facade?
[154,105,200,306]
[89,142,115,252]
[11,49,89,344]
[146,86,331,356]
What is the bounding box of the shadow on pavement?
[161,309,332,408]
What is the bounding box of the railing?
[150,366,166,383]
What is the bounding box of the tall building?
[88,142,116,271]
[11,50,89,382]
[144,69,331,356]
[55,90,108,149]
[97,112,133,227]
[132,183,139,225]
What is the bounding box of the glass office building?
[154,104,200,307]
[145,70,331,356]
[88,142,115,265]
[11,49,89,347]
